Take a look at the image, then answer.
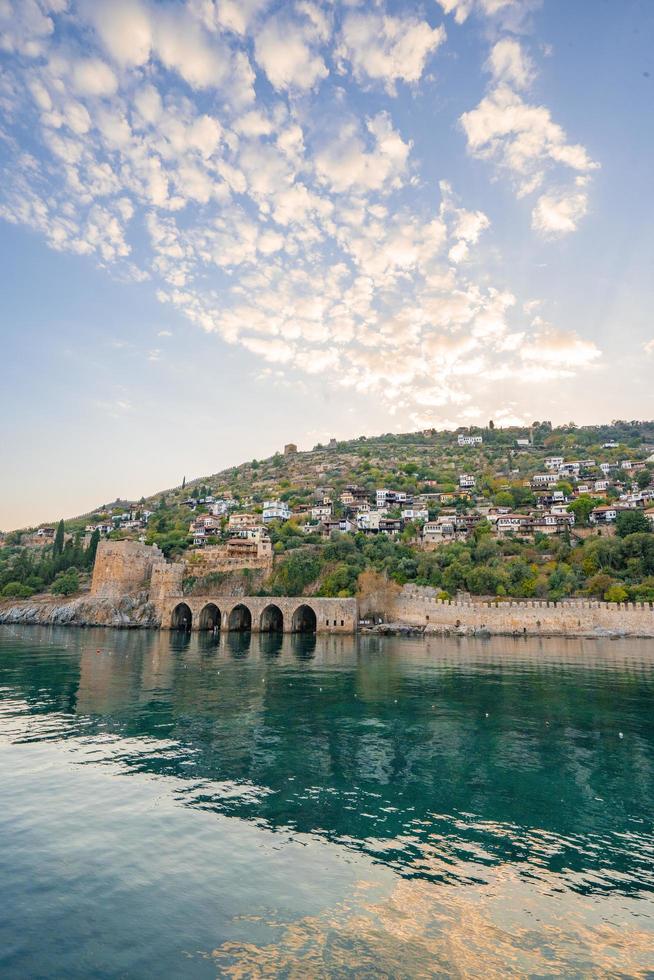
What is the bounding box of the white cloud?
[314,112,411,193]
[254,6,328,92]
[336,12,445,95]
[461,85,598,196]
[531,179,590,237]
[72,58,118,97]
[487,38,534,89]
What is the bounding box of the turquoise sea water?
[0,625,653,978]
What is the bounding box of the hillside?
[2,420,654,604]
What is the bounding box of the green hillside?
[2,420,654,604]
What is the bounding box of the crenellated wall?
[386,585,654,636]
[90,540,164,599]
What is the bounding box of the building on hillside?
[284,443,297,455]
[459,474,475,489]
[376,489,410,507]
[515,438,530,448]
[227,512,259,531]
[457,434,483,446]
[544,456,564,470]
[262,500,291,523]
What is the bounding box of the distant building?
[457,435,483,446]
[284,443,297,455]
[262,500,291,523]
[459,474,475,489]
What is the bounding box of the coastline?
[1,592,653,638]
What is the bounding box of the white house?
[532,473,558,486]
[457,435,483,446]
[401,507,429,523]
[262,500,291,523]
[544,456,564,470]
[459,474,475,489]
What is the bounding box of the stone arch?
[260,603,284,632]
[199,602,221,631]
[291,603,317,633]
[171,602,192,631]
[228,603,252,632]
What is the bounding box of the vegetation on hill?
[2,421,654,603]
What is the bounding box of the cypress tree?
[53,519,65,556]
[87,528,101,568]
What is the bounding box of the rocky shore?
[360,621,634,639]
[0,592,158,629]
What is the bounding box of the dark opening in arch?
[199,603,221,631]
[260,604,284,632]
[228,604,252,632]
[291,604,317,633]
[171,602,192,631]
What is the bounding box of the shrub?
[51,569,79,596]
[604,584,628,603]
[2,581,35,598]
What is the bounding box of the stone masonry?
[91,540,165,599]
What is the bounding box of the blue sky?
[1,0,653,530]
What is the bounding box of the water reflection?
[1,626,653,977]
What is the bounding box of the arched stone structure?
[291,604,317,633]
[198,602,221,630]
[260,603,284,632]
[171,602,193,631]
[228,604,252,632]
[158,595,357,633]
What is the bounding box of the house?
[621,460,634,470]
[603,441,619,448]
[590,506,621,524]
[376,489,410,507]
[262,500,291,523]
[515,438,530,448]
[423,520,457,543]
[311,504,333,521]
[496,514,534,535]
[531,473,558,487]
[401,507,429,523]
[459,474,475,489]
[599,462,612,474]
[227,512,259,531]
[457,434,483,446]
[36,527,55,538]
[576,484,590,495]
[532,514,573,535]
[544,456,564,470]
[594,480,609,492]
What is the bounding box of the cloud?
[314,112,411,193]
[521,325,601,373]
[72,58,118,97]
[531,179,590,236]
[254,4,329,92]
[0,0,604,427]
[461,85,598,196]
[336,12,445,95]
[644,339,654,356]
[487,38,534,89]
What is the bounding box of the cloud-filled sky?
[1,0,653,528]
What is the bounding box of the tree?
[568,496,597,527]
[636,469,651,490]
[86,528,101,569]
[605,583,628,603]
[182,476,186,489]
[51,568,79,595]
[53,519,65,556]
[616,510,650,537]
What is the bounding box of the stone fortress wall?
[90,540,165,599]
[385,584,654,637]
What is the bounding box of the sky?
[1,0,653,530]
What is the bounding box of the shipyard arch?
[171,602,193,631]
[199,603,221,631]
[291,604,317,633]
[260,604,284,632]
[228,603,252,632]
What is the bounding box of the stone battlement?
[387,585,654,636]
[91,540,165,599]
